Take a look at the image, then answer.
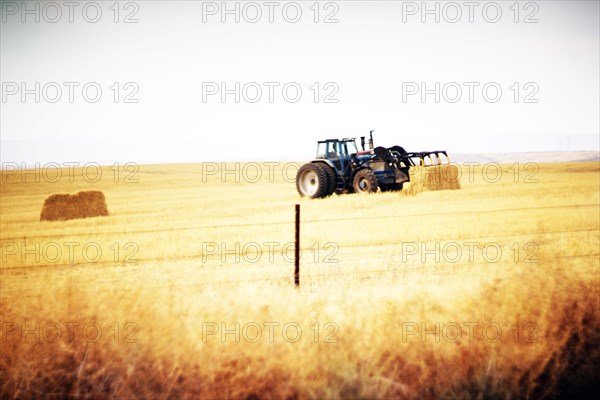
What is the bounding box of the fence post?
[294,204,300,287]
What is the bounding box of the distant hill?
[451,151,599,164]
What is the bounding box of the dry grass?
[1,161,599,399]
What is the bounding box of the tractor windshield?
[344,140,358,155]
[316,142,328,159]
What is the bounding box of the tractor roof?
[318,138,357,143]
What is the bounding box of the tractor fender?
[311,159,336,170]
[311,160,338,180]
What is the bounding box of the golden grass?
[1,161,599,399]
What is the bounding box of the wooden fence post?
[294,204,300,287]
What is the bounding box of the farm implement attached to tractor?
[296,131,460,199]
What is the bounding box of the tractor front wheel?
[296,163,330,199]
[353,169,378,194]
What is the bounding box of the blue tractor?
[296,131,450,198]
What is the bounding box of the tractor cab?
[316,138,358,160]
[315,138,359,172]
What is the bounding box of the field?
[1,161,599,399]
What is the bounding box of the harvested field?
[0,161,598,399]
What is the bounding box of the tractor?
[295,131,453,198]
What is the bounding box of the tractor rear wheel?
[319,163,337,196]
[296,163,330,199]
[353,169,378,194]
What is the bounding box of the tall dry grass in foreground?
[1,161,599,399]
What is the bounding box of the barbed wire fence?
[1,203,599,301]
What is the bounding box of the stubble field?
[1,161,599,399]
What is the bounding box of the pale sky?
[1,0,599,164]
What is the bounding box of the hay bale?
[40,191,109,221]
[405,165,461,195]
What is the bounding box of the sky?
[1,0,599,164]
